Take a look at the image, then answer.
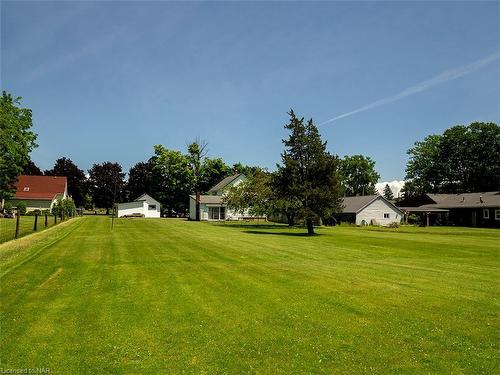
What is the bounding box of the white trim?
[495,209,500,221]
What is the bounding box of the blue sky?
[2,1,499,181]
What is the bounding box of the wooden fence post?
[45,213,48,227]
[15,209,20,239]
[54,213,57,224]
[33,213,38,231]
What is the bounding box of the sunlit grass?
[1,217,498,373]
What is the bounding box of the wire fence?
[0,211,79,244]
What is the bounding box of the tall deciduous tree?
[187,139,208,221]
[339,155,379,196]
[199,157,232,193]
[23,160,43,175]
[150,145,193,216]
[0,91,38,205]
[87,162,125,214]
[45,157,87,207]
[383,184,394,200]
[276,110,343,235]
[406,122,500,194]
[223,168,273,217]
[125,161,154,201]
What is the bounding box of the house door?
[471,211,477,226]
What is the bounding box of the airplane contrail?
[318,50,500,126]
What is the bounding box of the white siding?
[117,201,144,217]
[189,197,197,220]
[356,197,401,226]
[117,195,160,218]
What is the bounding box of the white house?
[336,195,402,226]
[117,194,161,218]
[189,174,249,221]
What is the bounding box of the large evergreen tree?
[276,110,343,235]
[383,184,394,200]
[45,157,87,206]
[87,162,125,214]
[0,91,37,205]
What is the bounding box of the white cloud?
[318,50,500,126]
[376,180,405,198]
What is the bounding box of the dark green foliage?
[231,162,259,176]
[405,122,500,194]
[383,184,394,200]
[0,91,38,203]
[199,158,232,193]
[87,162,125,214]
[125,161,154,201]
[45,157,87,207]
[150,145,193,216]
[339,155,379,196]
[3,201,13,214]
[23,160,43,175]
[15,201,27,215]
[276,110,343,235]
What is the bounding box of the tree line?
[2,90,498,233]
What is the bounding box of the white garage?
[116,194,161,218]
[336,195,402,226]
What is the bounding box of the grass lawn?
[0,215,62,244]
[1,217,498,373]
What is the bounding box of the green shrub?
[407,214,421,225]
[3,201,13,214]
[16,201,27,215]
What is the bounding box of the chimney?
[480,196,483,203]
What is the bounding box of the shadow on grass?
[244,230,323,237]
[211,223,287,230]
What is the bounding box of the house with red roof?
[10,175,69,212]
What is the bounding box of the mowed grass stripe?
[0,216,498,373]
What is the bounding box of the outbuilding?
[335,195,403,226]
[116,194,161,218]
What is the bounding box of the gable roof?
[340,195,403,215]
[423,191,500,209]
[134,193,160,205]
[189,194,223,204]
[207,174,243,193]
[14,175,67,201]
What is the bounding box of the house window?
[23,187,29,191]
[209,206,225,220]
[384,213,390,219]
[483,209,489,219]
[148,204,156,211]
[495,210,500,221]
[209,207,219,220]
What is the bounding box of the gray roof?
[207,174,242,193]
[340,195,403,214]
[190,195,223,204]
[341,195,378,213]
[399,207,449,213]
[424,191,500,208]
